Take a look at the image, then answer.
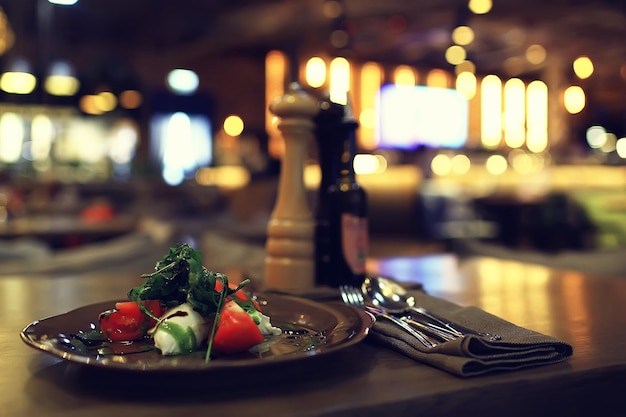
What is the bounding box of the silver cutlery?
[362,275,502,341]
[339,285,437,349]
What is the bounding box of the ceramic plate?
[20,293,374,373]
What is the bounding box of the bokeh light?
[601,133,617,153]
[445,45,467,66]
[455,60,476,75]
[468,0,493,14]
[305,57,326,88]
[451,154,471,174]
[393,65,416,86]
[563,85,586,114]
[480,74,502,148]
[329,57,350,105]
[354,154,387,175]
[586,125,607,149]
[119,90,143,109]
[485,154,508,175]
[526,44,547,65]
[452,26,475,45]
[573,56,594,79]
[167,69,199,95]
[616,137,626,158]
[322,0,342,19]
[431,153,452,176]
[223,115,244,137]
[456,71,476,100]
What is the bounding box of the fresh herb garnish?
[126,243,250,361]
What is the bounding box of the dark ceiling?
[2,0,626,103]
[4,1,626,62]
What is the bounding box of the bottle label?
[341,213,368,274]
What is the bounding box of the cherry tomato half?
[115,300,164,327]
[99,300,163,342]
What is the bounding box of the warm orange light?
[223,115,244,137]
[573,56,594,79]
[526,80,548,153]
[455,60,476,75]
[322,0,342,18]
[0,71,36,94]
[468,0,493,14]
[79,95,104,115]
[305,57,326,88]
[426,69,450,88]
[485,154,508,175]
[195,166,250,190]
[503,78,525,148]
[451,154,471,174]
[119,90,143,109]
[360,62,383,149]
[526,44,547,65]
[445,45,467,65]
[329,57,350,105]
[393,65,416,86]
[265,50,288,159]
[480,75,502,148]
[431,153,452,176]
[563,85,586,114]
[456,71,476,100]
[452,26,474,45]
[95,91,117,112]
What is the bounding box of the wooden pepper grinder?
[264,82,319,292]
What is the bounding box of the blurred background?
[1,0,626,275]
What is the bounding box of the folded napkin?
[368,291,574,377]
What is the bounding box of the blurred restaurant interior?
[1,0,626,276]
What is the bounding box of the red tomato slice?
[213,280,261,310]
[212,300,264,354]
[99,300,163,342]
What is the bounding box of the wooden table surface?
[2,253,626,417]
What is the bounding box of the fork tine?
[344,286,355,305]
[340,285,355,305]
[339,285,350,304]
[343,285,364,307]
[339,284,436,348]
[354,288,365,305]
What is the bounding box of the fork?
[339,285,436,349]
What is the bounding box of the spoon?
[361,276,459,340]
[362,275,501,341]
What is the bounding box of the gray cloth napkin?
[368,291,573,377]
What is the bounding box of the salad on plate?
[95,243,281,361]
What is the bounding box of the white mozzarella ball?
[153,303,209,355]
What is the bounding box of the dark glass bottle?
[313,96,345,287]
[325,101,368,287]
